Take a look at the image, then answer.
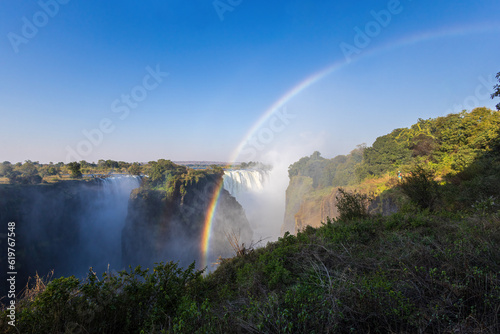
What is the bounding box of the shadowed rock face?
[0,174,251,297]
[0,182,87,297]
[122,175,253,271]
[0,178,141,297]
[283,176,399,234]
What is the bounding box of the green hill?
[2,211,499,333]
[283,107,500,234]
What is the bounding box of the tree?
[148,159,178,186]
[18,161,42,184]
[359,130,411,178]
[492,72,500,111]
[0,162,12,177]
[105,160,119,169]
[210,164,224,173]
[67,162,82,179]
[400,166,440,211]
[128,163,142,176]
[0,162,18,183]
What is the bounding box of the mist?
[223,167,285,243]
[76,176,141,274]
[0,177,141,296]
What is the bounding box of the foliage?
[147,159,185,188]
[238,161,272,171]
[289,106,500,215]
[400,165,440,211]
[128,162,142,176]
[358,128,412,178]
[335,187,371,221]
[1,262,204,334]
[67,162,82,179]
[5,212,500,333]
[492,71,500,111]
[0,161,43,184]
[0,161,17,182]
[288,147,364,189]
[39,163,60,177]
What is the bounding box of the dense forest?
[288,106,500,211]
[1,74,500,333]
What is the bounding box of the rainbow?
[200,179,224,269]
[199,23,500,269]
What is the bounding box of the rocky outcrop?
[294,188,340,233]
[283,177,399,234]
[281,176,313,235]
[0,180,130,297]
[122,175,252,270]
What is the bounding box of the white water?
[223,169,268,195]
[223,169,285,242]
[78,175,141,273]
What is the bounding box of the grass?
[2,210,500,333]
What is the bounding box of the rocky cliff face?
[0,182,86,294]
[122,174,252,270]
[282,176,313,234]
[0,179,140,296]
[292,186,340,233]
[282,176,398,234]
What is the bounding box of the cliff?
[0,180,127,297]
[283,177,398,234]
[281,176,313,234]
[294,188,340,232]
[122,173,252,270]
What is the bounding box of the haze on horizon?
[0,0,499,165]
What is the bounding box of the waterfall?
[223,169,268,195]
[222,169,283,241]
[221,166,288,241]
[78,175,141,274]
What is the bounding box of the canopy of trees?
[290,107,500,189]
[492,71,500,111]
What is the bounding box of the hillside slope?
[283,107,500,233]
[2,211,499,333]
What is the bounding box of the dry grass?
[20,271,54,303]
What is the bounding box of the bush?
[335,187,371,221]
[400,165,440,211]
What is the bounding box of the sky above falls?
[0,0,499,164]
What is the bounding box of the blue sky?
[0,0,499,164]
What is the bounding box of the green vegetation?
[288,147,364,188]
[67,162,82,179]
[128,162,142,176]
[492,71,500,111]
[237,161,273,171]
[143,159,223,200]
[400,166,440,211]
[335,188,371,220]
[0,159,253,185]
[289,107,500,191]
[286,106,500,215]
[0,161,43,184]
[2,211,499,333]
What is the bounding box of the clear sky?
[0,0,499,164]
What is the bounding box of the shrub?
[335,187,371,221]
[400,165,440,211]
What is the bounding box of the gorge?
[0,167,258,296]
